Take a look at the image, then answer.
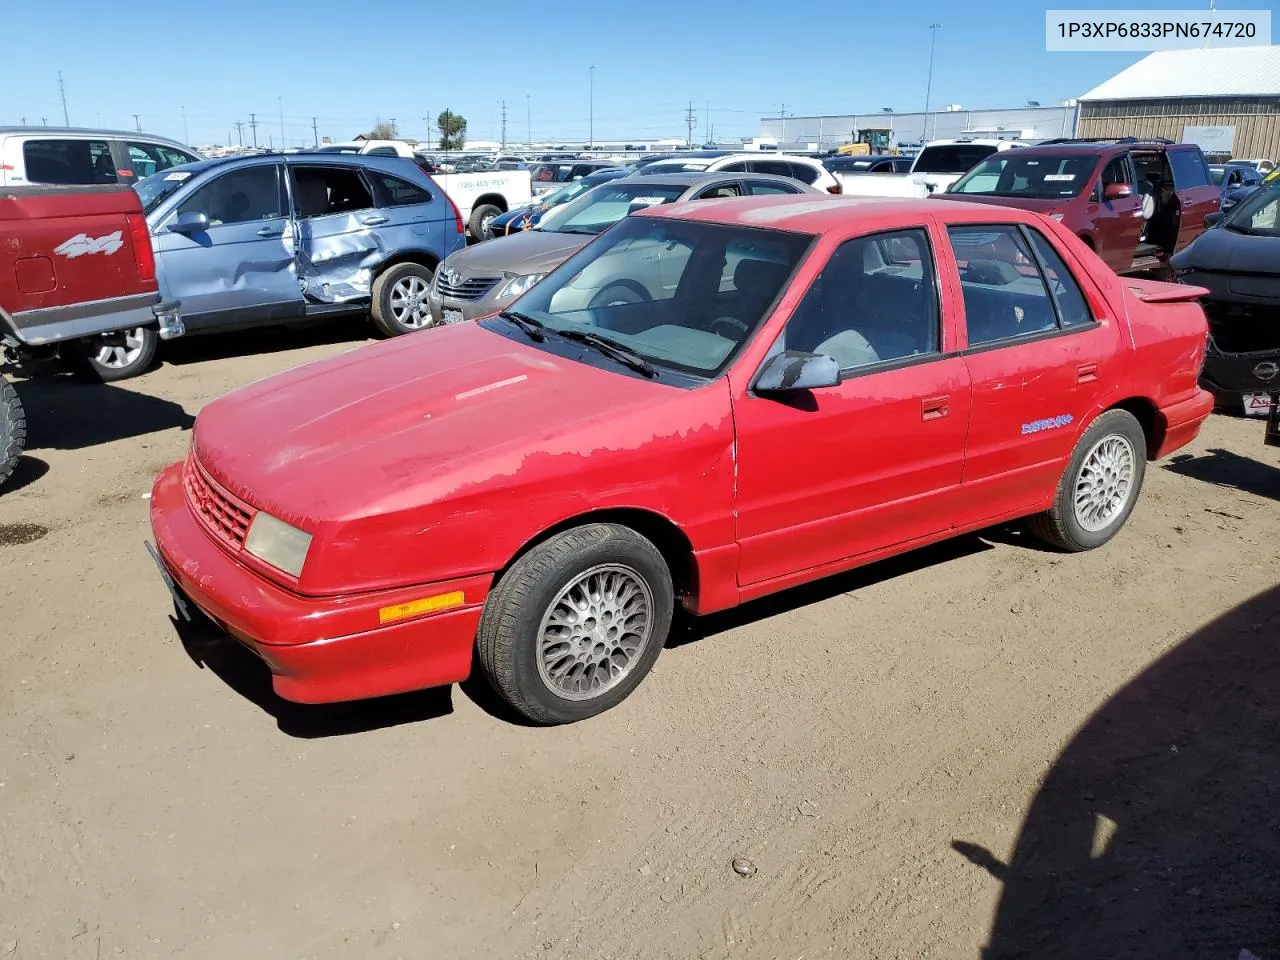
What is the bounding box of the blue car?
[486,168,629,239]
[99,153,464,380]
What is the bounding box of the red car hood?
[193,323,672,525]
[934,194,1068,216]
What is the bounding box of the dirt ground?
[2,322,1277,960]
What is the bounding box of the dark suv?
[938,138,1220,275]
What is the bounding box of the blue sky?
[5,0,1249,147]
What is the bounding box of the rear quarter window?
[21,139,116,184]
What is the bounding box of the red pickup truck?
[1,184,179,488]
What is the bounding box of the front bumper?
[149,462,487,704]
[427,288,514,324]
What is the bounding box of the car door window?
[948,225,1073,346]
[368,170,432,206]
[1025,229,1094,327]
[176,165,285,226]
[126,141,197,178]
[750,159,794,179]
[719,161,748,173]
[1096,155,1132,200]
[1169,150,1211,190]
[786,161,820,184]
[696,183,742,199]
[747,179,801,195]
[22,139,116,184]
[781,228,940,371]
[291,166,375,218]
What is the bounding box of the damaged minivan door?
[153,161,304,331]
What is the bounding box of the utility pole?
[779,104,787,143]
[41,118,48,127]
[500,100,507,151]
[58,71,69,126]
[132,114,141,132]
[685,102,697,147]
[923,23,941,143]
[526,94,531,148]
[390,117,398,138]
[19,117,26,126]
[312,117,319,148]
[588,65,596,148]
[248,113,259,148]
[182,105,189,144]
[234,119,245,147]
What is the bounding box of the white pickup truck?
[315,140,533,239]
[837,138,1029,199]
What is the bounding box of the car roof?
[146,152,427,178]
[0,126,192,148]
[636,193,1045,233]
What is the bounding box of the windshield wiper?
[497,309,546,341]
[555,329,658,378]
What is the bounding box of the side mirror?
[1103,182,1133,201]
[1204,211,1223,227]
[168,211,209,234]
[753,350,843,393]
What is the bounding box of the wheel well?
[498,508,695,600]
[473,193,508,214]
[1108,397,1161,458]
[373,251,441,281]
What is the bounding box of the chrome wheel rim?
[389,275,432,329]
[94,327,147,369]
[480,212,497,234]
[1073,434,1136,532]
[536,563,654,701]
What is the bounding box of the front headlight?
[244,512,312,578]
[498,272,546,299]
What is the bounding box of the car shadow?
[159,316,374,367]
[0,455,50,494]
[957,584,1280,959]
[668,534,994,648]
[174,611,454,738]
[15,376,195,452]
[1164,447,1280,501]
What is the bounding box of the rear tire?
[477,523,674,725]
[0,377,26,490]
[469,203,503,241]
[72,326,157,382]
[1027,409,1147,552]
[370,262,436,337]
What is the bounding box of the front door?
[944,223,1120,524]
[1086,153,1145,272]
[153,162,303,330]
[732,226,972,587]
[290,163,384,305]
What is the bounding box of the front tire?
[73,326,157,382]
[469,204,503,242]
[370,262,436,337]
[0,377,26,490]
[477,523,674,725]
[1028,409,1147,552]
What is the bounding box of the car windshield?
[950,153,1097,198]
[540,182,689,235]
[531,163,575,183]
[912,144,1002,174]
[133,166,200,213]
[1223,181,1280,236]
[490,216,812,377]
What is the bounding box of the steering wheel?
[710,316,749,339]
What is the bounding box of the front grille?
[435,273,501,301]
[1204,301,1280,356]
[184,455,254,549]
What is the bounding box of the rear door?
[152,162,303,329]
[946,223,1121,525]
[1167,147,1221,251]
[363,166,453,263]
[289,162,385,305]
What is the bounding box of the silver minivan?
[0,127,199,187]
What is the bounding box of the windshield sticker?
[164,171,191,181]
[630,197,668,207]
[1044,174,1076,181]
[1021,414,1074,436]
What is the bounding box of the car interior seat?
[296,176,330,218]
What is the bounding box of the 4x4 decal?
[54,231,124,259]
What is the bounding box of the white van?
[0,127,200,186]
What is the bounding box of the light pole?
[923,23,941,143]
[589,65,595,148]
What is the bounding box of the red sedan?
[149,196,1214,724]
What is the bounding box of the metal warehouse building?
[1077,45,1280,160]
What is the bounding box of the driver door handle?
[360,215,390,226]
[256,225,284,237]
[922,395,950,421]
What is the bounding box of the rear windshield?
[950,153,1098,198]
[531,163,575,183]
[912,144,1002,175]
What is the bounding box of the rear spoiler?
[1124,278,1209,304]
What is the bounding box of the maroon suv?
[937,138,1220,275]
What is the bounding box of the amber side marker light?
[378,591,465,625]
